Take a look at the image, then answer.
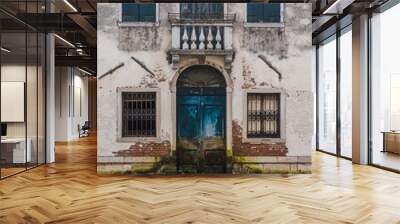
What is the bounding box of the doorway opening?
[176,65,227,173]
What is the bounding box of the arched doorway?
[176,65,227,173]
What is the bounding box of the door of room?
[177,87,226,173]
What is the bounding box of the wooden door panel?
[177,89,226,173]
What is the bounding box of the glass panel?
[371,4,400,171]
[340,28,352,158]
[38,31,46,165]
[1,28,28,177]
[27,30,38,169]
[318,36,337,154]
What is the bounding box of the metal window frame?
[121,91,156,138]
[367,3,400,173]
[116,87,161,143]
[315,24,353,161]
[242,88,286,144]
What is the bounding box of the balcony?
[168,13,236,71]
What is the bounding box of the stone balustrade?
[168,13,235,51]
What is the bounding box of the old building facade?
[97,3,313,174]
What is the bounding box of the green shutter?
[247,3,263,23]
[139,4,156,22]
[122,3,155,22]
[263,3,281,23]
[122,3,139,22]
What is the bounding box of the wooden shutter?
[122,3,139,22]
[139,4,156,22]
[263,3,281,23]
[247,3,263,23]
[122,3,155,22]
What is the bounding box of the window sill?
[244,22,284,28]
[117,137,161,143]
[242,137,286,144]
[118,21,160,27]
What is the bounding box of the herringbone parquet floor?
[1,135,400,224]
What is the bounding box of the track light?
[63,0,78,12]
[54,34,75,48]
[322,0,354,15]
[323,0,343,14]
[78,67,94,76]
[1,47,11,53]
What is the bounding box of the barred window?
[247,93,280,138]
[122,92,156,137]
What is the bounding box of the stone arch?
[169,61,233,92]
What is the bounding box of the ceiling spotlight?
[1,47,11,53]
[63,0,78,12]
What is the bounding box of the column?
[352,14,369,164]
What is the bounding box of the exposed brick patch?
[113,141,171,157]
[232,120,287,156]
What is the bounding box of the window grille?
[122,92,156,137]
[247,93,280,138]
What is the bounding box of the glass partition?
[1,30,28,177]
[339,27,352,158]
[317,36,337,155]
[370,3,400,171]
[0,1,46,179]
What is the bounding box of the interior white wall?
[55,67,89,141]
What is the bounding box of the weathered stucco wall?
[97,3,313,174]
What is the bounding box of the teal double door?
[177,87,226,173]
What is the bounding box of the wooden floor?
[373,150,400,171]
[1,135,400,224]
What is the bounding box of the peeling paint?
[97,3,313,174]
[241,58,256,89]
[232,120,288,156]
[113,141,171,157]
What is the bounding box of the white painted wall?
[55,67,89,141]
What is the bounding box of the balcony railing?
[168,13,236,51]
